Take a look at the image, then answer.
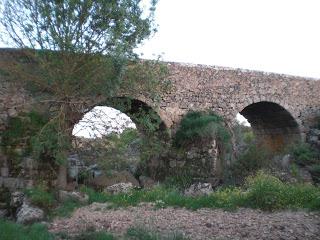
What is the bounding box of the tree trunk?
[57,164,67,190]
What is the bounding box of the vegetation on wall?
[0,0,169,188]
[173,111,230,148]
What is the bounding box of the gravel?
[49,202,320,240]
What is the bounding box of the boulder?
[16,202,44,224]
[90,171,139,190]
[0,209,8,218]
[281,154,292,169]
[139,176,157,189]
[104,182,134,195]
[184,183,213,197]
[10,191,24,208]
[58,190,89,204]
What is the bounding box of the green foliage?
[310,164,320,184]
[31,115,73,165]
[81,173,320,211]
[163,169,194,190]
[24,183,55,209]
[96,128,141,172]
[174,111,230,148]
[244,171,320,211]
[290,143,317,166]
[50,199,84,218]
[0,220,54,240]
[226,144,273,185]
[1,111,48,150]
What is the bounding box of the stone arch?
[80,97,169,137]
[237,101,301,152]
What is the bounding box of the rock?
[90,171,139,190]
[281,154,292,169]
[104,182,134,194]
[16,202,44,224]
[184,183,213,197]
[68,154,85,179]
[0,209,8,218]
[10,191,24,208]
[139,176,157,189]
[58,190,89,204]
[0,167,9,177]
[7,108,18,117]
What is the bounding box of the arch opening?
[239,101,301,152]
[70,98,168,183]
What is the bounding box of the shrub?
[174,111,230,148]
[244,171,320,211]
[50,199,84,218]
[24,183,54,209]
[290,143,316,166]
[0,220,54,240]
[96,128,141,172]
[225,144,273,185]
[310,164,320,184]
[81,174,320,212]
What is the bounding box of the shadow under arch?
[239,101,301,152]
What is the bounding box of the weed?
[0,219,54,240]
[290,143,317,166]
[50,199,84,218]
[81,173,320,212]
[24,183,54,209]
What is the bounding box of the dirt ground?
[49,202,320,240]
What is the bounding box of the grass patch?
[24,184,55,209]
[50,199,84,218]
[0,219,54,240]
[81,172,320,212]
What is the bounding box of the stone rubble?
[49,204,320,240]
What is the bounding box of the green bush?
[0,220,54,240]
[226,144,273,185]
[81,172,320,212]
[244,171,320,211]
[24,184,55,209]
[174,111,230,148]
[50,199,84,218]
[290,143,316,166]
[310,164,320,184]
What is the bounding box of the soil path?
[49,203,320,240]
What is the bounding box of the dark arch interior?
[240,101,300,151]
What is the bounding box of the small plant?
[50,199,84,218]
[0,220,54,240]
[290,143,317,166]
[225,144,273,185]
[309,164,320,184]
[24,183,55,209]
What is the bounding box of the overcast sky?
[1,0,319,79]
[138,0,320,79]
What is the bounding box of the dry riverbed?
[49,202,320,240]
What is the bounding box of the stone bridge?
[1,49,320,151]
